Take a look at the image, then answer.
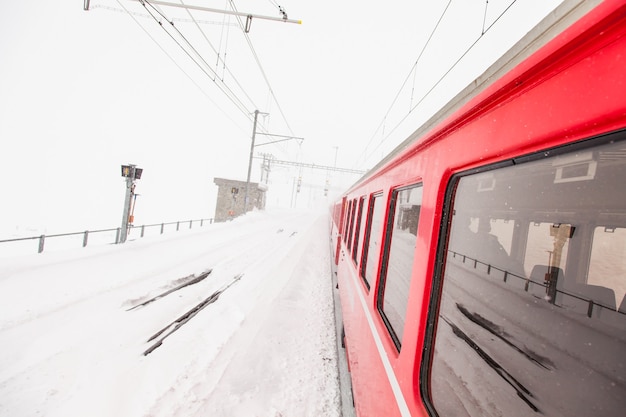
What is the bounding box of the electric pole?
[120,164,143,243]
[244,110,260,213]
[243,110,304,214]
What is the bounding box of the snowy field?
[0,209,342,417]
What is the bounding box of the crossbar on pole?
[133,0,302,25]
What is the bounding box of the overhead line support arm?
[253,157,367,175]
[132,0,303,25]
[255,133,305,146]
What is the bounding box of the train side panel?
[333,1,626,416]
[335,184,402,417]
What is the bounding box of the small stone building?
[213,177,267,222]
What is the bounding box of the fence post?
[160,223,164,234]
[38,235,45,253]
[189,220,193,229]
[210,218,213,224]
[115,228,121,244]
[546,268,559,305]
[176,221,180,231]
[83,231,89,247]
[201,219,204,227]
[141,225,145,238]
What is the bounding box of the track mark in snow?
[442,315,540,412]
[455,303,555,370]
[143,274,243,356]
[126,269,213,311]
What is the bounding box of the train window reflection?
[589,226,626,310]
[378,184,422,350]
[524,222,571,279]
[428,138,626,417]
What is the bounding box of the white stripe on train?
[347,266,412,417]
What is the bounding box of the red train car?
[331,1,626,416]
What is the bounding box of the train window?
[425,137,626,417]
[352,197,365,264]
[360,193,384,290]
[347,199,357,251]
[343,200,352,243]
[377,184,422,350]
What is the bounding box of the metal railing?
[449,250,624,319]
[0,218,214,256]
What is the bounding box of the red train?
[331,1,626,416]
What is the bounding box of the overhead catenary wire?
[139,0,258,121]
[178,0,228,82]
[228,0,297,138]
[357,0,520,168]
[110,0,248,134]
[90,3,239,26]
[355,0,453,168]
[142,0,248,109]
[226,0,298,157]
[175,0,256,112]
[215,2,231,82]
[110,0,293,136]
[410,0,453,112]
[164,0,298,159]
[135,0,300,160]
[482,0,490,34]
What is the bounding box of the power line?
[253,157,366,175]
[140,0,257,120]
[227,1,298,144]
[139,0,299,160]
[483,0,519,33]
[97,0,301,161]
[355,0,452,167]
[176,0,258,111]
[111,0,248,133]
[482,0,490,34]
[358,0,521,167]
[215,5,231,82]
[90,3,239,26]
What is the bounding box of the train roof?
[347,0,602,193]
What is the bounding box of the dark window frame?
[420,130,626,417]
[352,196,365,264]
[343,200,352,243]
[359,192,383,290]
[376,183,422,351]
[347,199,357,251]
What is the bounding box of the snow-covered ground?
[0,209,343,417]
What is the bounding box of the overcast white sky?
[0,0,562,235]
